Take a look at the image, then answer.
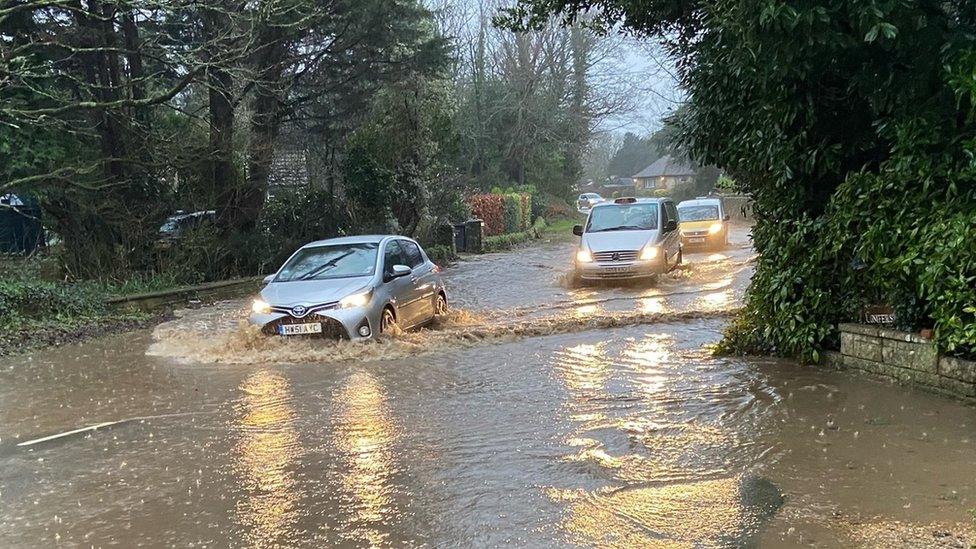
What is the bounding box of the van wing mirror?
[666,219,678,231]
[724,214,731,221]
[573,225,584,236]
[262,274,275,284]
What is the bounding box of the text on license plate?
[279,323,323,336]
[604,266,632,273]
[689,237,706,243]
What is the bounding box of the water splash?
[147,301,737,366]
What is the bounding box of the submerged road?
[0,225,974,547]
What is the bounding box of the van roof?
[677,198,722,208]
[593,197,665,207]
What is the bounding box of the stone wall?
[834,323,975,402]
[721,195,753,220]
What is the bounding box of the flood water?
[0,225,973,548]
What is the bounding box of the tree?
[505,0,976,359]
[606,132,653,177]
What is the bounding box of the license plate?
[278,323,323,336]
[689,237,706,243]
[604,266,632,273]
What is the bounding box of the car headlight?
[251,299,271,314]
[640,246,659,261]
[708,222,723,234]
[576,249,593,263]
[339,289,372,309]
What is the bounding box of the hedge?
[425,244,456,265]
[483,218,547,252]
[0,279,106,324]
[468,194,505,236]
[468,192,532,236]
[502,194,521,233]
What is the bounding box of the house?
[632,155,697,191]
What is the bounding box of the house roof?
[633,155,696,178]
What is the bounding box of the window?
[586,203,659,232]
[400,240,424,268]
[665,202,679,228]
[275,243,378,282]
[383,240,404,274]
[678,205,720,221]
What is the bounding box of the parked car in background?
[157,210,216,247]
[576,193,604,210]
[677,197,729,249]
[571,197,682,283]
[249,235,448,339]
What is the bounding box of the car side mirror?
[263,274,275,284]
[665,219,678,231]
[386,264,411,282]
[724,214,730,221]
[573,225,584,236]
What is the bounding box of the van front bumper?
[575,260,663,280]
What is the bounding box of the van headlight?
[251,299,271,314]
[708,222,723,234]
[339,289,372,309]
[639,246,659,261]
[576,250,593,263]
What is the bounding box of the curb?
[107,276,266,312]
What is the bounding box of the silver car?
[572,197,682,282]
[249,235,448,339]
[576,192,604,210]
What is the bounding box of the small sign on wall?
[862,305,896,325]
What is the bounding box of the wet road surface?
[1,225,974,548]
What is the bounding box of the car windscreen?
[678,205,720,222]
[586,203,658,232]
[275,243,378,282]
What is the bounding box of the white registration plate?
[278,323,323,336]
[689,237,706,244]
[604,266,633,274]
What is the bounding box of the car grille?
[592,250,639,263]
[269,301,339,318]
[682,230,708,237]
[262,315,349,339]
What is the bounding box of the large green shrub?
[502,194,522,233]
[0,280,105,324]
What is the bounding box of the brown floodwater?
[0,225,973,548]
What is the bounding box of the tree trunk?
[202,6,237,215]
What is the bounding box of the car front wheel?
[380,307,397,334]
[434,293,448,317]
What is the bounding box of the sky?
[598,39,684,136]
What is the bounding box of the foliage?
[483,218,548,252]
[715,175,740,194]
[0,279,105,325]
[469,192,532,236]
[468,194,506,236]
[425,245,457,265]
[501,194,522,233]
[607,132,656,177]
[540,193,576,219]
[510,0,976,360]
